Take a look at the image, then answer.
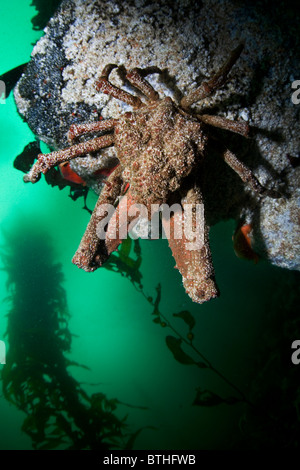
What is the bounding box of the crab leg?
[96,64,143,108]
[180,44,244,109]
[23,135,114,183]
[162,185,219,304]
[72,165,123,271]
[75,187,144,271]
[198,114,249,137]
[126,68,159,101]
[104,188,140,256]
[222,149,278,197]
[68,118,118,142]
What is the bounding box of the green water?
[0,0,299,450]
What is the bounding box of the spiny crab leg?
[125,67,160,101]
[23,134,114,183]
[180,44,244,109]
[75,186,152,271]
[221,149,279,198]
[96,64,143,109]
[68,118,118,142]
[198,114,250,137]
[161,185,219,304]
[104,188,140,257]
[72,165,123,271]
[74,186,146,271]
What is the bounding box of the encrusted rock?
[14,0,300,270]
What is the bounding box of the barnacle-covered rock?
[14,0,299,270]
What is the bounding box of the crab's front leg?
[162,185,219,304]
[72,165,124,271]
[23,134,115,183]
[104,188,140,254]
[180,44,244,109]
[222,149,279,198]
[73,183,141,270]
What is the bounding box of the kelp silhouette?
[2,219,297,449]
[0,223,133,450]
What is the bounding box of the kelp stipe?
[0,223,133,450]
[147,284,249,407]
[139,266,300,448]
[105,238,249,407]
[104,237,143,289]
[107,239,248,406]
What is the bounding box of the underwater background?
[0,0,299,450]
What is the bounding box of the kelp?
[2,216,297,449]
[105,238,248,407]
[147,284,248,407]
[0,224,135,450]
[119,252,300,446]
[144,265,300,447]
[104,237,143,289]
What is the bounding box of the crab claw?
[161,186,219,304]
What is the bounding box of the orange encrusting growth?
[59,162,120,186]
[59,162,86,186]
[233,223,259,263]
